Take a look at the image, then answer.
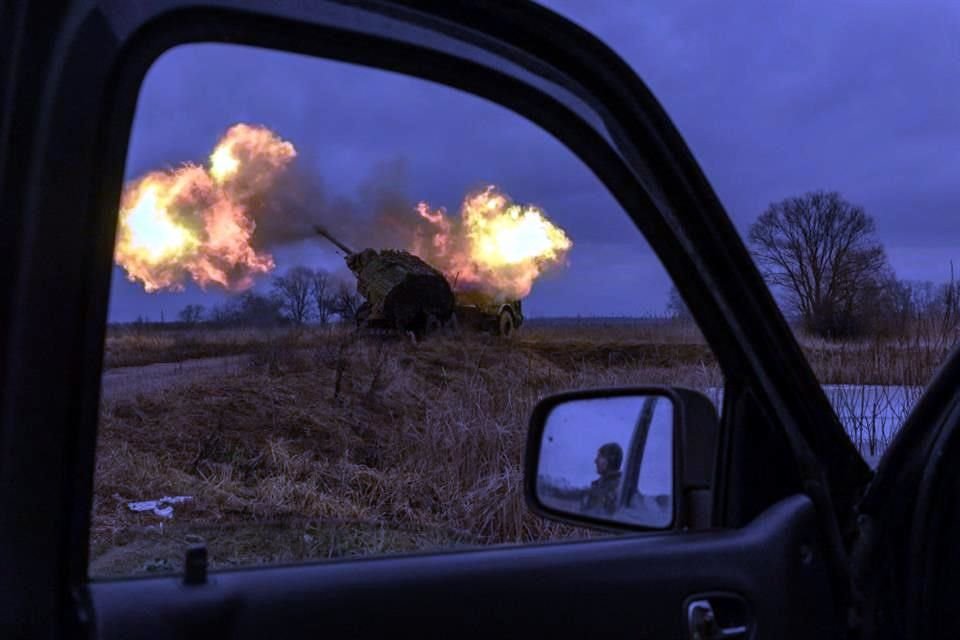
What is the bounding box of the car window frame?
[0,1,872,634]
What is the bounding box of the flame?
[413,185,572,300]
[209,146,240,183]
[114,123,295,292]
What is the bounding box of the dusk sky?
[108,0,960,322]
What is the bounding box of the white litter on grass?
[127,496,193,519]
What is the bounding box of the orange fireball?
[413,185,572,300]
[114,123,295,292]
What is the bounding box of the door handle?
[687,598,748,640]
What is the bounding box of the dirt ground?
[100,355,253,402]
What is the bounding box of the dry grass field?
[90,318,956,577]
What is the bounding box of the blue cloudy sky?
[108,0,960,322]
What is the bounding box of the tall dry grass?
[795,311,960,456]
[103,324,349,369]
[91,313,959,577]
[91,325,720,577]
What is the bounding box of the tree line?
[176,267,363,328]
[668,189,960,340]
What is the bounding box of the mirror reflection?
[536,394,673,528]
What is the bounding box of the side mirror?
[524,386,719,532]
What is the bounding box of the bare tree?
[271,266,313,325]
[330,280,364,324]
[935,261,960,331]
[748,190,890,338]
[310,269,334,326]
[178,304,205,324]
[907,280,939,318]
[210,292,286,327]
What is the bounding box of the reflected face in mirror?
[536,394,673,528]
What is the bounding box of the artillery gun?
[314,226,456,339]
[451,287,524,338]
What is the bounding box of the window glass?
[546,0,960,466]
[91,43,722,578]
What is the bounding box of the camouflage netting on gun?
[348,249,455,330]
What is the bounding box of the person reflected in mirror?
[579,442,623,516]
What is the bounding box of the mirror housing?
[524,386,719,532]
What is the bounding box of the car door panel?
[89,495,834,640]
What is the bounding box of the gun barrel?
[314,225,355,255]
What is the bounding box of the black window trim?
[0,1,870,632]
